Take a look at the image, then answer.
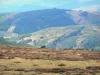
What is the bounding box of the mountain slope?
[0,37,35,48]
[47,25,100,50]
[16,25,100,51]
[0,9,100,34]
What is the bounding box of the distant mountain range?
[0,9,100,51]
[0,8,100,34]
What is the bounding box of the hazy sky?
[0,0,100,12]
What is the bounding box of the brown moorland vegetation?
[0,46,100,75]
[0,46,100,60]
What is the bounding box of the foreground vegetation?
[0,46,100,75]
[0,59,100,75]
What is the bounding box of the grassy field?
[0,59,100,69]
[0,46,100,75]
[0,58,100,75]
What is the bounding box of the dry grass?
[0,59,100,69]
[0,46,100,75]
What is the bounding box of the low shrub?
[58,63,66,67]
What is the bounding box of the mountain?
[0,9,100,50]
[0,25,100,51]
[16,25,100,51]
[0,9,100,34]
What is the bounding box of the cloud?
[77,0,92,2]
[74,5,100,12]
[0,0,40,5]
[0,0,99,12]
[0,0,16,5]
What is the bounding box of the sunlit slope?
[18,25,100,51]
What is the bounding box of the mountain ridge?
[0,8,100,34]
